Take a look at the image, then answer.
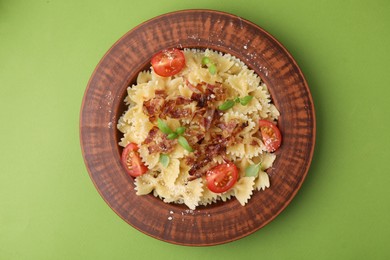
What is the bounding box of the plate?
[80,9,315,246]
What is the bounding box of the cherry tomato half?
[206,163,238,193]
[259,120,282,152]
[151,48,185,77]
[121,143,148,177]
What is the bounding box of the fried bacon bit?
[206,82,225,101]
[203,108,215,131]
[184,124,205,145]
[143,93,194,121]
[175,96,192,105]
[251,139,260,146]
[185,80,203,94]
[159,97,193,119]
[155,89,166,96]
[143,97,165,120]
[217,119,240,138]
[188,81,225,108]
[142,90,167,121]
[186,119,248,180]
[143,126,177,154]
[187,135,228,177]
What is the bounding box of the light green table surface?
[1,0,390,259]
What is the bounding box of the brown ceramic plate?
[80,10,315,246]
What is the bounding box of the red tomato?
[259,120,282,152]
[151,48,185,77]
[206,163,238,193]
[121,143,148,177]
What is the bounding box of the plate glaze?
[80,10,315,246]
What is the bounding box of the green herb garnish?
[167,132,178,140]
[208,64,217,75]
[159,154,170,167]
[157,118,173,134]
[245,162,262,177]
[201,57,211,66]
[201,56,217,75]
[175,126,186,135]
[218,100,236,111]
[157,119,193,152]
[177,136,194,152]
[218,95,253,111]
[239,95,253,106]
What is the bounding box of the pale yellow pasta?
[254,171,270,191]
[199,182,219,206]
[233,177,256,206]
[138,144,159,169]
[136,70,152,84]
[117,49,280,209]
[178,84,193,98]
[231,96,263,115]
[165,77,183,97]
[219,189,235,202]
[181,178,203,209]
[226,72,258,97]
[258,153,277,170]
[119,110,153,146]
[135,174,157,195]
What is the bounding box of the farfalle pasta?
[117,49,281,209]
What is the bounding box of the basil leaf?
[157,118,173,135]
[218,100,235,111]
[208,64,217,75]
[202,56,211,66]
[159,154,170,168]
[245,163,261,177]
[175,126,186,135]
[239,95,254,106]
[177,136,194,152]
[167,132,178,140]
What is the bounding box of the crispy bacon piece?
[187,134,229,178]
[206,82,225,101]
[142,90,167,121]
[143,97,165,119]
[203,108,215,131]
[186,119,249,180]
[144,93,194,120]
[185,80,205,94]
[143,126,177,154]
[160,96,193,119]
[188,81,225,108]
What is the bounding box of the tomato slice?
[121,143,148,177]
[151,48,185,77]
[206,163,238,193]
[259,120,282,152]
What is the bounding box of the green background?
[1,0,390,259]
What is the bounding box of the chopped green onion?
[175,126,186,135]
[208,64,217,75]
[202,57,211,66]
[234,97,240,103]
[239,95,254,106]
[177,136,193,152]
[245,163,262,177]
[167,132,178,140]
[159,154,170,167]
[157,118,173,135]
[218,100,235,111]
